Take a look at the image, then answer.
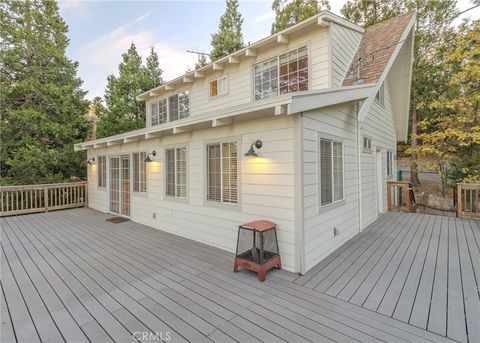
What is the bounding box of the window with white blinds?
[165,147,187,198]
[319,138,344,207]
[387,150,394,178]
[207,142,238,204]
[133,152,147,192]
[97,156,106,188]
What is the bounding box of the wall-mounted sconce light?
[144,150,157,162]
[87,157,95,165]
[245,140,263,157]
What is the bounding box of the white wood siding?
[87,116,298,271]
[145,28,330,128]
[360,78,396,228]
[330,23,363,87]
[301,103,360,272]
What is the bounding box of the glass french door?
[109,155,130,216]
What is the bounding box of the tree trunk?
[410,106,421,186]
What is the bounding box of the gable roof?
[342,12,415,86]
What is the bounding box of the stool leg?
[258,270,266,282]
[233,258,239,272]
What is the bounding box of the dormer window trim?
[253,46,309,101]
[375,82,385,106]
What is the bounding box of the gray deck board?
[2,209,475,343]
[300,211,479,343]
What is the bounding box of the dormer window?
[169,91,189,121]
[210,76,228,97]
[254,46,308,101]
[375,83,384,106]
[151,99,167,126]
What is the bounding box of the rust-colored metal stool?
[234,220,281,282]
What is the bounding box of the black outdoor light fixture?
[87,157,95,165]
[144,150,157,162]
[245,140,263,157]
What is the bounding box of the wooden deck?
[295,212,480,343]
[0,209,475,343]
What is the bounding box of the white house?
[75,11,415,274]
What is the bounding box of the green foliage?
[145,47,163,88]
[210,0,244,61]
[271,0,330,34]
[195,54,209,69]
[97,43,164,138]
[409,20,480,183]
[341,0,403,28]
[0,0,89,185]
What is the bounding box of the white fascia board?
[357,15,416,123]
[77,98,292,148]
[290,84,375,113]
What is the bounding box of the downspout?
[294,112,305,274]
[356,102,363,232]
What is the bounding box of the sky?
[58,0,480,100]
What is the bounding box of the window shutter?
[207,144,221,202]
[166,149,175,196]
[222,142,238,204]
[176,148,187,197]
[151,102,159,126]
[333,142,343,202]
[320,139,333,205]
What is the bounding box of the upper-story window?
[254,46,308,101]
[151,99,167,126]
[375,83,385,106]
[210,76,228,97]
[169,91,190,121]
[280,46,308,94]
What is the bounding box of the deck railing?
[456,183,480,219]
[0,182,87,217]
[387,181,416,213]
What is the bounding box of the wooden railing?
[457,183,480,219]
[387,181,416,213]
[0,182,87,217]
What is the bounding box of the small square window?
[363,136,373,152]
[210,76,227,98]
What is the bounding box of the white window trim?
[209,76,228,98]
[318,134,345,211]
[362,135,373,153]
[386,150,395,179]
[375,82,385,106]
[204,137,240,209]
[97,155,107,189]
[164,145,188,201]
[253,45,309,101]
[149,91,190,127]
[132,152,147,193]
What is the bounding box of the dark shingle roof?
[342,12,414,86]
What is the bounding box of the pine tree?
[408,20,480,186]
[340,0,403,28]
[97,43,150,138]
[271,0,330,34]
[0,0,89,185]
[145,47,163,88]
[195,54,209,69]
[210,0,244,61]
